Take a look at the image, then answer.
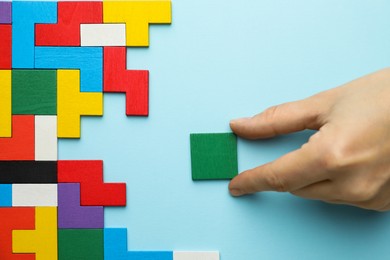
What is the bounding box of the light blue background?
[59,1,390,259]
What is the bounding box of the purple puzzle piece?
[0,2,12,24]
[58,183,104,229]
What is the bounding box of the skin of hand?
[229,68,390,211]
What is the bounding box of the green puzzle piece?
[12,70,57,115]
[190,133,238,180]
[58,229,104,260]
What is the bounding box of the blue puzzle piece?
[104,228,129,259]
[104,228,173,260]
[0,184,12,207]
[12,1,57,68]
[35,47,103,92]
[128,251,173,260]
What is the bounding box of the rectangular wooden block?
[58,229,104,260]
[190,133,238,180]
[12,70,57,115]
[0,161,57,184]
[35,115,58,161]
[173,252,220,260]
[0,24,11,69]
[0,184,12,206]
[81,23,126,46]
[0,70,11,137]
[0,1,12,24]
[128,251,174,260]
[12,184,58,206]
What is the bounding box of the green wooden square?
[58,229,103,260]
[190,133,238,180]
[12,70,57,115]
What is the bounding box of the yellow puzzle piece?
[0,70,11,137]
[103,0,172,46]
[13,207,58,260]
[57,70,103,138]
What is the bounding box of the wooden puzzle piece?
[80,23,126,47]
[58,183,104,229]
[190,133,238,180]
[0,184,12,207]
[57,160,126,206]
[128,251,174,259]
[35,47,103,92]
[35,116,58,161]
[173,252,220,260]
[35,1,102,46]
[58,229,104,260]
[12,70,57,115]
[13,207,58,260]
[103,0,171,46]
[104,47,149,116]
[12,184,58,206]
[0,70,11,137]
[0,161,57,184]
[0,1,12,24]
[57,70,103,138]
[104,228,174,260]
[104,228,128,259]
[0,115,35,160]
[0,207,35,260]
[0,24,11,69]
[12,1,57,68]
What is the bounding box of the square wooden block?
[190,133,238,180]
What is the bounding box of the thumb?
[229,141,327,196]
[230,99,323,139]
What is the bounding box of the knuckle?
[261,105,284,136]
[317,143,354,172]
[263,165,288,192]
[344,182,380,202]
[262,106,280,124]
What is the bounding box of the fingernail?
[230,188,243,197]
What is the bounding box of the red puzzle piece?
[0,25,12,69]
[58,160,126,206]
[35,1,102,46]
[0,115,35,161]
[0,207,35,260]
[103,47,149,116]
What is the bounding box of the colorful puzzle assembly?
[0,1,220,259]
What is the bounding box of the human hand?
[229,68,390,211]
